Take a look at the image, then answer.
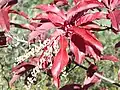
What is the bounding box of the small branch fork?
[74,62,120,87]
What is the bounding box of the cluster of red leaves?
[0,0,120,89]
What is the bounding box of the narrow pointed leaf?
[67,0,103,19]
[76,12,105,26]
[35,4,66,19]
[51,35,69,88]
[9,10,29,19]
[9,74,20,88]
[100,55,119,62]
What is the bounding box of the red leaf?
[115,41,120,48]
[10,22,41,31]
[71,26,103,52]
[9,74,20,88]
[50,29,65,38]
[51,35,69,88]
[53,0,68,6]
[76,12,106,26]
[48,12,65,26]
[12,62,35,74]
[83,74,101,89]
[54,77,60,88]
[29,57,40,64]
[100,55,119,62]
[10,62,36,87]
[70,34,85,64]
[82,23,100,30]
[32,13,49,22]
[60,84,82,90]
[6,36,12,43]
[28,22,55,42]
[70,41,85,64]
[19,24,36,31]
[67,0,103,19]
[102,0,120,10]
[0,0,17,8]
[35,4,66,19]
[71,34,86,52]
[9,10,29,19]
[108,10,120,32]
[73,0,80,5]
[0,7,10,32]
[86,44,101,60]
[87,64,98,77]
[18,22,42,31]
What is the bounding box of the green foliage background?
[0,0,120,90]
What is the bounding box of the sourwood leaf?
[71,26,103,52]
[100,55,119,62]
[51,35,69,88]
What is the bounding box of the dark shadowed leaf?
[70,34,85,64]
[51,35,69,88]
[59,84,82,90]
[87,64,98,77]
[86,44,101,60]
[70,40,85,64]
[0,0,17,8]
[115,41,120,48]
[71,34,85,52]
[71,26,103,52]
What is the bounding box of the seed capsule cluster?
[15,37,60,87]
